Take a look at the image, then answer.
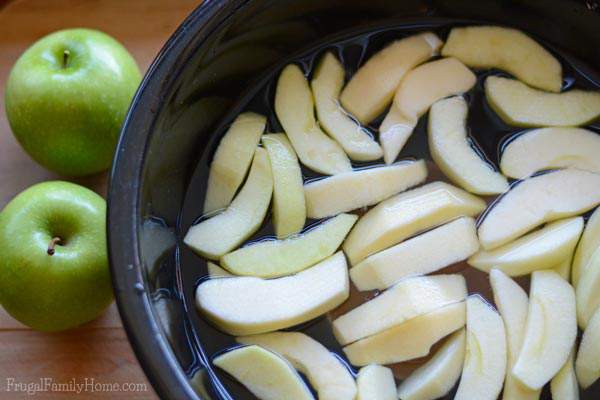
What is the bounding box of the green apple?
[0,181,112,331]
[5,29,141,176]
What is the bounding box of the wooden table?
[0,1,198,398]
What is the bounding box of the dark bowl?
[108,0,600,399]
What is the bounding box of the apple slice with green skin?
[513,270,577,390]
[576,251,600,329]
[350,217,479,291]
[333,274,467,345]
[275,64,351,175]
[203,112,266,213]
[428,96,509,195]
[379,57,476,164]
[343,181,486,265]
[220,213,357,278]
[356,365,396,400]
[196,252,348,335]
[478,168,600,250]
[441,26,562,92]
[340,32,442,124]
[485,76,600,127]
[500,127,600,179]
[343,301,466,366]
[304,160,427,219]
[397,329,466,400]
[262,133,305,238]
[184,147,273,260]
[207,262,232,277]
[575,307,600,388]
[311,52,383,161]
[572,206,600,286]
[469,217,584,276]
[454,296,507,400]
[237,331,356,400]
[551,349,579,400]
[213,345,314,400]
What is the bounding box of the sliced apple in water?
[575,307,600,389]
[478,168,600,250]
[454,296,507,400]
[397,329,466,400]
[185,147,273,259]
[576,251,600,329]
[513,270,577,390]
[350,217,479,291]
[275,64,351,175]
[441,26,562,92]
[311,52,383,161]
[333,274,467,345]
[551,349,579,400]
[343,181,486,265]
[379,57,476,164]
[262,133,305,239]
[469,217,584,276]
[429,96,509,194]
[304,160,427,219]
[221,213,357,278]
[340,32,443,124]
[572,206,600,286]
[485,76,600,127]
[213,345,313,400]
[196,252,349,335]
[237,331,357,400]
[207,261,232,277]
[356,365,397,400]
[203,112,266,213]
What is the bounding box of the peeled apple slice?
[207,262,232,277]
[478,168,600,250]
[513,270,577,390]
[356,365,397,400]
[485,76,600,127]
[332,274,467,345]
[311,52,383,161]
[275,64,351,174]
[343,181,486,265]
[575,307,600,389]
[196,252,349,335]
[572,206,600,286]
[304,160,427,219]
[220,213,357,278]
[441,25,562,92]
[379,57,476,164]
[237,331,357,400]
[340,32,443,124]
[551,349,579,400]
[184,148,273,259]
[576,251,600,328]
[203,112,266,213]
[213,345,314,400]
[428,96,509,194]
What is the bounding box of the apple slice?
[196,252,349,335]
[396,329,466,400]
[513,270,577,390]
[572,206,600,286]
[469,217,584,276]
[213,345,313,400]
[237,331,357,400]
[555,257,573,281]
[500,127,600,179]
[576,250,600,328]
[304,160,427,219]
[184,147,273,259]
[262,133,305,239]
[343,301,466,366]
[311,52,383,161]
[340,32,443,124]
[356,365,397,400]
[575,307,600,388]
[441,26,562,92]
[551,349,579,400]
[207,262,232,277]
[332,274,467,345]
[429,96,509,194]
[478,168,600,250]
[485,76,600,127]
[203,112,266,213]
[350,217,479,291]
[221,213,357,278]
[275,64,351,175]
[454,296,507,400]
[343,181,486,265]
[379,57,476,164]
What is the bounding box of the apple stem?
[62,49,70,68]
[47,237,62,256]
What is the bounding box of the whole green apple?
[0,181,112,332]
[5,29,141,176]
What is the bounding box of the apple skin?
[0,181,112,331]
[5,29,141,176]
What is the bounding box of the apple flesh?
[356,365,397,400]
[576,250,600,328]
[572,206,600,286]
[551,349,579,400]
[207,261,232,277]
[575,307,600,389]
